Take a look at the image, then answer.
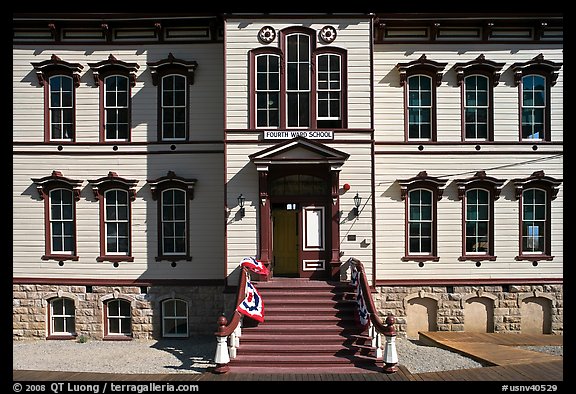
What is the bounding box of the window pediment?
[147,53,198,85]
[88,171,138,200]
[88,54,140,87]
[512,170,562,200]
[453,54,505,86]
[396,54,447,87]
[511,53,562,86]
[455,171,505,200]
[32,170,82,201]
[147,171,197,200]
[398,171,448,200]
[31,54,83,87]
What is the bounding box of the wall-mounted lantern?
[353,193,362,217]
[238,194,245,218]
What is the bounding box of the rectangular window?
[465,189,489,254]
[50,189,74,254]
[162,75,187,140]
[50,298,75,335]
[286,33,310,128]
[464,75,489,140]
[522,188,546,253]
[303,206,325,250]
[49,76,74,141]
[104,75,129,141]
[107,300,131,335]
[317,54,341,129]
[162,189,187,255]
[105,190,129,255]
[408,189,433,254]
[256,54,280,128]
[407,75,432,140]
[521,75,546,140]
[162,299,188,337]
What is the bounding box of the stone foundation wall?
[372,284,563,338]
[13,284,236,340]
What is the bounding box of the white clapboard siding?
[373,44,563,142]
[13,153,225,280]
[13,44,224,143]
[374,153,563,281]
[225,19,372,130]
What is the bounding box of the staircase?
[228,278,381,373]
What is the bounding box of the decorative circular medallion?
[319,25,337,43]
[258,26,276,44]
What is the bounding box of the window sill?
[46,334,77,340]
[155,256,192,262]
[459,255,497,262]
[42,254,79,262]
[401,255,440,262]
[515,254,554,262]
[97,256,134,263]
[103,335,133,341]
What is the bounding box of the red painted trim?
[517,186,554,257]
[460,186,497,258]
[13,277,225,286]
[248,47,283,130]
[15,141,225,146]
[373,141,563,146]
[374,278,563,286]
[46,335,77,340]
[518,71,553,142]
[95,72,133,143]
[15,150,225,156]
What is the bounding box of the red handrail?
[215,266,249,338]
[348,257,397,338]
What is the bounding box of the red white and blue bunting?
[240,256,270,276]
[236,279,265,322]
[350,265,370,328]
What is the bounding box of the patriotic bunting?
[240,256,270,276]
[236,279,265,322]
[350,264,370,328]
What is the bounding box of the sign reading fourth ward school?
[264,130,334,140]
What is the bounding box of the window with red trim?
[398,171,447,262]
[88,55,139,143]
[31,55,82,143]
[513,171,562,261]
[32,171,82,262]
[249,27,347,130]
[88,172,137,263]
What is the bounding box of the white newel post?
[382,314,398,373]
[213,315,231,373]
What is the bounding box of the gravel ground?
[13,336,562,375]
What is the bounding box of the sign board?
[263,130,334,140]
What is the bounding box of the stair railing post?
[213,315,231,374]
[382,314,398,373]
[369,321,383,359]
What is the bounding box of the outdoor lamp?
[238,194,245,217]
[353,193,361,217]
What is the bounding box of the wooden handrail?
[348,257,389,333]
[348,257,398,372]
[215,265,249,338]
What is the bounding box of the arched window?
[31,55,82,143]
[147,53,198,141]
[32,171,82,261]
[399,171,447,262]
[88,172,137,263]
[88,54,139,143]
[249,26,347,130]
[397,54,447,142]
[148,171,197,262]
[456,171,504,261]
[511,54,562,142]
[513,171,562,261]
